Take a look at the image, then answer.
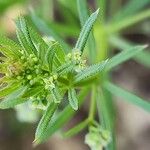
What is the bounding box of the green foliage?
[35,102,58,144]
[68,88,78,110]
[106,45,147,71]
[0,0,150,150]
[104,82,150,113]
[74,60,108,83]
[0,86,27,109]
[75,9,99,53]
[64,119,89,137]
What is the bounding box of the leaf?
[50,86,62,103]
[68,88,78,110]
[96,86,116,150]
[0,83,21,98]
[77,0,96,63]
[64,119,89,138]
[16,29,33,55]
[110,36,150,67]
[75,8,99,53]
[52,43,66,69]
[26,26,49,61]
[30,11,71,52]
[0,35,21,57]
[74,59,108,83]
[109,9,150,33]
[35,87,90,144]
[0,86,27,109]
[96,0,106,22]
[112,0,150,22]
[106,45,147,71]
[45,43,56,71]
[104,82,150,112]
[56,62,73,76]
[22,85,44,98]
[34,102,58,144]
[16,17,37,55]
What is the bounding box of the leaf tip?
[95,8,100,15]
[32,138,40,147]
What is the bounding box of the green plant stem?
[108,9,150,33]
[95,25,108,62]
[88,85,96,122]
[96,0,107,23]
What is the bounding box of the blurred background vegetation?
[0,0,150,150]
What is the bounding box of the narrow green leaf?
[75,8,99,53]
[45,43,56,71]
[77,0,96,63]
[0,35,21,57]
[50,86,62,103]
[30,11,71,52]
[0,86,27,109]
[96,86,116,150]
[0,83,21,98]
[56,62,73,76]
[110,36,150,67]
[36,87,90,144]
[74,59,108,83]
[68,88,78,110]
[64,119,89,138]
[52,43,66,68]
[22,86,44,98]
[34,102,58,144]
[104,82,150,112]
[109,9,150,33]
[16,17,37,55]
[26,26,49,61]
[96,0,107,22]
[106,45,147,71]
[113,0,150,22]
[16,29,33,55]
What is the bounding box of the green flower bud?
[27,75,32,80]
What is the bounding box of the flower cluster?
[66,50,86,72]
[85,125,111,150]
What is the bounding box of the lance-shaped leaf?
[64,119,89,138]
[26,25,49,62]
[0,35,21,57]
[22,85,44,98]
[30,11,71,52]
[16,29,33,55]
[75,8,99,53]
[0,86,27,109]
[106,45,147,71]
[74,59,108,83]
[112,0,150,22]
[35,87,90,144]
[50,86,62,104]
[68,88,78,110]
[45,43,56,71]
[16,17,37,55]
[56,61,73,76]
[0,83,21,98]
[77,0,96,62]
[104,82,150,113]
[53,43,66,68]
[34,102,58,144]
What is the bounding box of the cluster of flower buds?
[66,50,86,72]
[29,95,48,110]
[6,54,49,86]
[43,74,58,90]
[85,126,111,150]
